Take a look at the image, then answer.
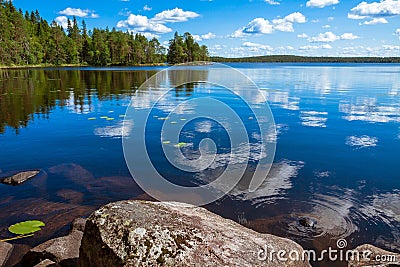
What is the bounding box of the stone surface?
[348,244,399,267]
[0,170,40,185]
[0,242,13,267]
[33,259,60,267]
[21,230,83,267]
[71,218,86,233]
[78,200,311,267]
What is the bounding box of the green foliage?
[0,1,207,66]
[8,220,45,235]
[167,32,209,64]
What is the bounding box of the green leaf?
[8,220,45,235]
[174,142,187,148]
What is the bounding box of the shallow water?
[1,64,400,265]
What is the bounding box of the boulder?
[21,230,83,267]
[33,259,60,267]
[0,242,13,267]
[0,170,40,185]
[348,244,399,267]
[71,218,86,233]
[78,200,311,266]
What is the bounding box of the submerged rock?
[21,230,83,267]
[0,170,40,185]
[348,244,400,267]
[78,200,311,267]
[298,217,316,228]
[0,242,13,267]
[33,259,60,267]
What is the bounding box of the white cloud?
[140,32,159,39]
[284,12,307,23]
[231,18,273,37]
[143,5,152,11]
[201,32,216,39]
[117,8,199,36]
[306,0,339,8]
[348,0,400,19]
[322,24,331,28]
[231,12,306,37]
[265,0,280,4]
[299,44,333,50]
[396,28,400,38]
[328,16,335,21]
[308,31,339,42]
[117,14,172,34]
[361,17,388,24]
[152,8,199,23]
[308,31,359,42]
[192,32,216,41]
[347,13,367,19]
[55,16,68,28]
[340,32,360,40]
[272,18,295,32]
[297,33,308,38]
[242,42,273,50]
[59,7,98,18]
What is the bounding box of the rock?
[71,218,86,232]
[298,217,316,228]
[33,259,60,267]
[2,244,31,267]
[348,244,400,267]
[56,189,84,205]
[0,170,40,185]
[21,230,83,267]
[0,242,13,267]
[78,200,311,267]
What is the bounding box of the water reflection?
[0,68,158,134]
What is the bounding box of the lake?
[1,63,399,265]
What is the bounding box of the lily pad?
[8,220,45,235]
[106,118,115,121]
[174,142,187,148]
[88,117,96,120]
[162,141,171,144]
[170,121,177,124]
[100,116,108,119]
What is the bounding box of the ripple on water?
[246,186,400,251]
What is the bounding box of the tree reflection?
[0,69,158,134]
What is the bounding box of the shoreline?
[2,60,400,70]
[0,63,169,70]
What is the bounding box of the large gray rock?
[78,200,311,267]
[348,244,399,267]
[21,230,83,267]
[1,170,40,185]
[0,242,13,267]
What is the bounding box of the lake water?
[1,63,399,265]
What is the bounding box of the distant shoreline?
[211,55,400,63]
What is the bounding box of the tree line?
[0,0,209,66]
[211,55,400,63]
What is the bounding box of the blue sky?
[13,0,400,57]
